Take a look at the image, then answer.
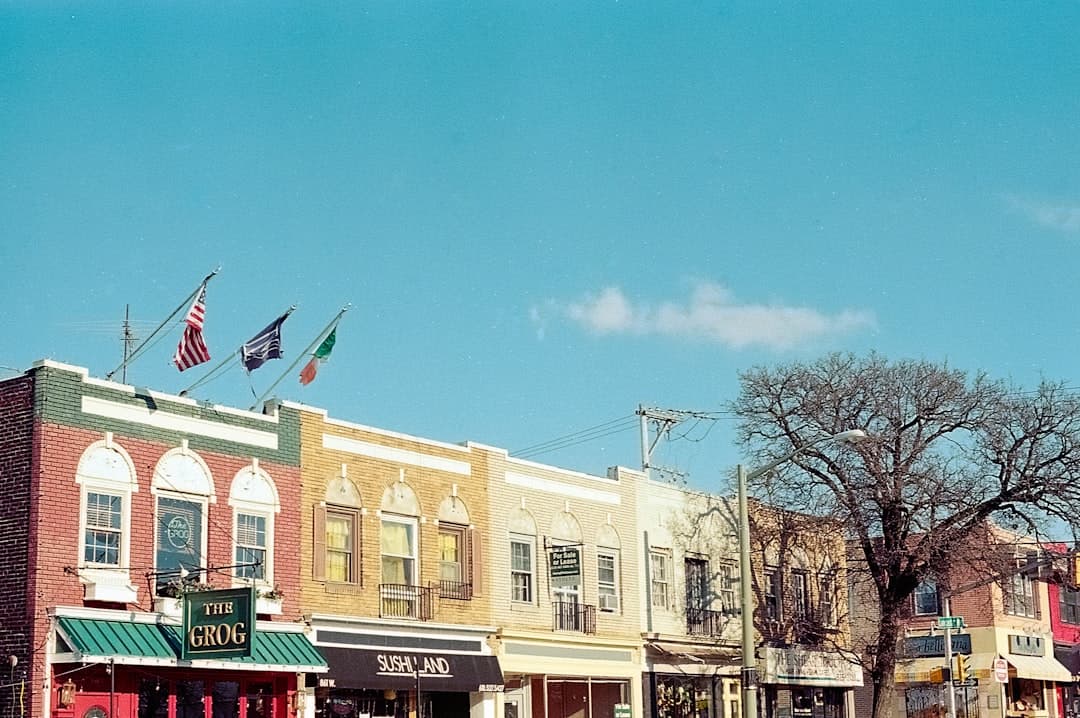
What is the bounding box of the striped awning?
[55,616,327,672]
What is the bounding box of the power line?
[511,415,639,459]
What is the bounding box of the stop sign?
[993,658,1009,683]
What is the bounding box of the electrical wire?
[511,415,639,459]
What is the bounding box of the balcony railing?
[553,601,596,634]
[686,607,730,637]
[379,583,434,621]
[435,579,473,601]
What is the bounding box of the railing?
[552,601,596,634]
[435,579,473,601]
[379,583,434,620]
[686,607,728,637]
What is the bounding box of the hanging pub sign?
[549,546,581,588]
[181,587,256,660]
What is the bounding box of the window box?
[256,595,283,616]
[154,596,182,617]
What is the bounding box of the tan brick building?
[292,403,503,718]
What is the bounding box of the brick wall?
[297,406,494,627]
[0,376,35,717]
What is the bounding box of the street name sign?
[937,616,963,630]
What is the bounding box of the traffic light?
[955,654,973,682]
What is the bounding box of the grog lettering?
[188,622,247,648]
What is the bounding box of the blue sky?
[2,3,1078,489]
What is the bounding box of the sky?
[2,3,1079,491]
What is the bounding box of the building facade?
[637,480,742,718]
[484,448,645,718]
[855,530,1075,718]
[747,505,861,718]
[292,403,502,718]
[0,361,326,718]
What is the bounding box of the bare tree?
[732,352,1080,718]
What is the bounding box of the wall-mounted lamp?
[58,680,76,708]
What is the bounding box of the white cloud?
[543,282,875,350]
[1008,196,1080,233]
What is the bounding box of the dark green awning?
[55,617,327,672]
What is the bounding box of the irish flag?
[299,328,337,386]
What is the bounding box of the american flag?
[173,284,211,371]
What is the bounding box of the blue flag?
[242,313,289,372]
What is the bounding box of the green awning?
[55,617,327,672]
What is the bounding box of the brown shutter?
[354,510,364,586]
[313,504,327,581]
[469,526,484,597]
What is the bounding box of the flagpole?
[106,267,220,380]
[249,304,350,411]
[177,349,242,396]
[180,304,295,397]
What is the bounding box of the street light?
[738,429,868,718]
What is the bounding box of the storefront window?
[316,688,409,718]
[654,676,710,718]
[546,678,629,718]
[212,681,240,718]
[1008,679,1044,711]
[138,679,169,718]
[246,682,273,718]
[176,680,206,718]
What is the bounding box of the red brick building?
[0,361,325,718]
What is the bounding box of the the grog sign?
[181,587,255,660]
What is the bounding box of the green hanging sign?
[181,587,256,660]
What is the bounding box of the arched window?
[379,477,423,619]
[313,469,364,585]
[436,495,481,599]
[76,436,139,602]
[229,460,280,587]
[152,445,215,594]
[596,524,621,613]
[508,507,537,605]
[549,511,584,624]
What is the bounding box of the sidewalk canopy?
[55,616,327,673]
[1006,653,1073,683]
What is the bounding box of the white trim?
[506,456,620,485]
[81,396,278,449]
[505,472,620,505]
[323,434,470,475]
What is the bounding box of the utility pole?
[636,405,717,482]
[120,304,136,384]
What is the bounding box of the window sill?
[324,582,365,595]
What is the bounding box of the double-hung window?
[650,550,672,610]
[76,439,139,603]
[1004,570,1038,618]
[1062,586,1080,625]
[597,550,620,612]
[765,569,782,621]
[228,463,279,591]
[380,516,420,619]
[818,571,837,626]
[913,578,940,616]
[85,492,123,566]
[511,534,535,604]
[235,513,267,581]
[791,570,810,618]
[717,561,738,615]
[325,509,359,583]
